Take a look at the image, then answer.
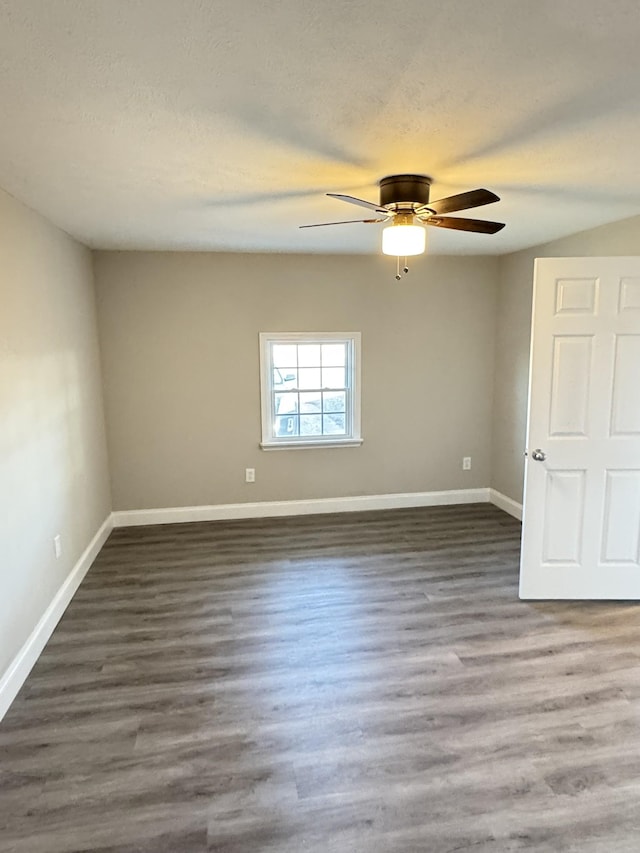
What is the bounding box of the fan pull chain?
[395,257,411,280]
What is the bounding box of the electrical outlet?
[54,534,62,559]
[462,457,472,471]
[245,468,256,483]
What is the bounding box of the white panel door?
[520,257,640,599]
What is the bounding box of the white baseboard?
[0,515,113,722]
[112,488,492,527]
[489,488,523,521]
[1,487,520,720]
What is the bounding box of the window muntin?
[260,333,361,448]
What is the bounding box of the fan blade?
[299,218,387,229]
[326,193,390,214]
[425,216,505,234]
[417,188,499,216]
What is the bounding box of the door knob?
[531,448,546,462]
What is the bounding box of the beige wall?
[491,214,640,503]
[0,189,111,677]
[95,251,499,510]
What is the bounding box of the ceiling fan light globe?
[382,224,426,257]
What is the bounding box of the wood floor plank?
[3,504,640,851]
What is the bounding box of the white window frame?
[259,332,362,450]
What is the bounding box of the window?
[259,332,362,449]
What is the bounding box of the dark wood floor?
[2,505,640,852]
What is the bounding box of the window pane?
[272,344,297,368]
[299,367,321,389]
[323,391,345,413]
[274,392,298,415]
[299,392,322,414]
[321,343,346,367]
[273,368,298,389]
[275,414,299,436]
[323,413,346,435]
[300,414,322,435]
[298,344,321,367]
[322,367,345,389]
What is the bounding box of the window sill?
[260,438,363,451]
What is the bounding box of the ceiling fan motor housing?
[379,174,432,209]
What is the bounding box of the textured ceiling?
[1,0,640,254]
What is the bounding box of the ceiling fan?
[300,174,505,278]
